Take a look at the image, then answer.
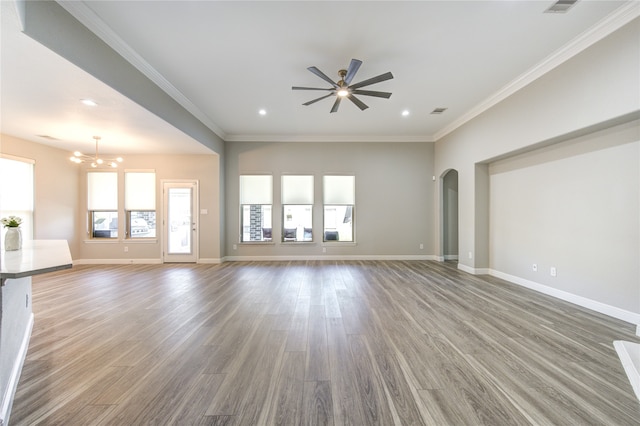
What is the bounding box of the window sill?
[84,238,158,244]
[282,241,316,245]
[238,241,276,246]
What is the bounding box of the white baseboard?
[74,258,162,265]
[614,341,640,402]
[490,269,640,326]
[223,254,437,262]
[0,313,33,426]
[457,263,490,275]
[444,255,459,261]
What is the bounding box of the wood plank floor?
[10,260,640,425]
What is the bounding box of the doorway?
[442,169,459,263]
[162,180,198,263]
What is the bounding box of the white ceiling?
[1,1,636,155]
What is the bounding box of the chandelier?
[70,136,123,168]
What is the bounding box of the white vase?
[4,227,22,251]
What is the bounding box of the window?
[240,175,272,242]
[88,172,118,238]
[282,175,314,242]
[0,155,34,246]
[323,175,354,242]
[125,171,156,238]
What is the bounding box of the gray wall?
[225,141,435,259]
[490,122,639,313]
[435,17,640,320]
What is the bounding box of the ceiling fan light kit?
[292,59,393,113]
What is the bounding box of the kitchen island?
[0,240,72,426]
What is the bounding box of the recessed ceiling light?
[402,110,410,117]
[259,109,267,116]
[81,99,97,106]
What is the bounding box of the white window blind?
[323,175,354,205]
[88,172,117,210]
[0,155,34,240]
[240,175,272,204]
[125,171,156,210]
[282,175,314,204]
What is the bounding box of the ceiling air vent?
[430,107,448,115]
[544,0,578,14]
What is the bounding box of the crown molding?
[56,0,227,141]
[224,133,435,143]
[433,1,640,141]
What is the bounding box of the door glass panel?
[168,187,192,254]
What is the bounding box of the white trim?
[490,269,640,325]
[457,264,490,275]
[443,255,459,261]
[0,313,33,426]
[74,258,162,265]
[433,2,640,141]
[434,256,445,262]
[225,134,434,143]
[614,341,640,402]
[637,324,640,338]
[224,254,436,262]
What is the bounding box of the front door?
[162,180,198,263]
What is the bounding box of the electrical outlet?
[468,251,473,259]
[124,246,128,252]
[322,247,327,253]
[419,243,424,250]
[550,267,557,277]
[532,264,537,272]
[26,294,29,308]
[233,244,237,250]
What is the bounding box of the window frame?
[239,175,273,243]
[124,170,156,239]
[0,155,35,244]
[90,210,118,239]
[87,171,118,240]
[281,175,314,243]
[322,175,355,243]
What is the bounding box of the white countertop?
[1,240,73,280]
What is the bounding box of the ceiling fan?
[292,59,393,113]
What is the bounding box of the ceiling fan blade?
[344,59,362,85]
[352,90,392,99]
[292,86,334,91]
[347,94,369,111]
[330,97,342,113]
[307,66,339,88]
[349,72,394,90]
[303,93,334,106]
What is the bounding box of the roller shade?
[240,175,272,204]
[282,175,314,204]
[323,175,354,205]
